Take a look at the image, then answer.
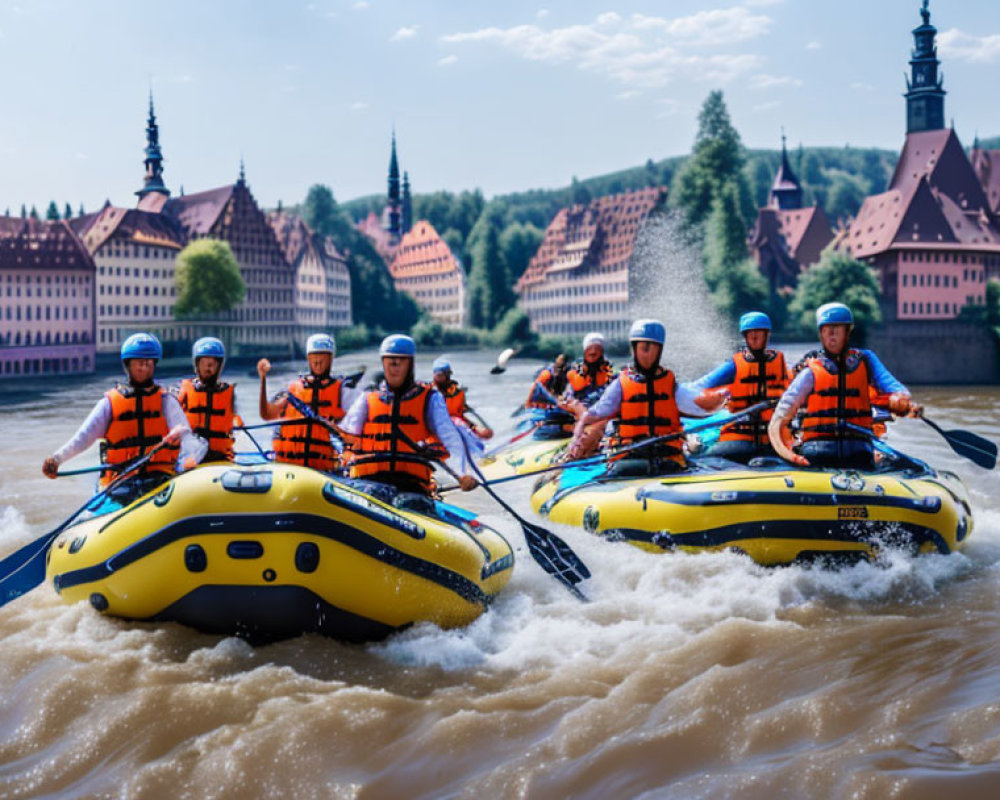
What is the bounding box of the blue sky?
[1,0,998,214]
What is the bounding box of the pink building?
[0,218,96,377]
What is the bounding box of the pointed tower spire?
[402,170,413,234]
[769,129,803,210]
[905,0,946,133]
[387,129,402,240]
[136,91,170,200]
[238,155,246,186]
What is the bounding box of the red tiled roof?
[80,205,185,255]
[889,128,990,214]
[0,218,96,271]
[971,147,1000,216]
[357,210,397,265]
[165,185,236,236]
[268,210,311,265]
[389,220,461,278]
[775,206,831,258]
[516,186,666,291]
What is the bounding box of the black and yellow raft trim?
[47,465,514,642]
[531,462,973,566]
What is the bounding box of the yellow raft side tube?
[47,464,514,642]
[478,437,569,481]
[531,466,973,566]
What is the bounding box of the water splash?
[629,210,732,378]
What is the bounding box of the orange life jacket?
[177,378,236,461]
[102,383,180,486]
[719,349,788,445]
[800,350,874,443]
[526,364,569,408]
[436,379,467,419]
[272,374,344,472]
[566,359,615,402]
[617,367,685,465]
[350,383,436,492]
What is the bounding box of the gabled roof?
[0,218,96,271]
[889,128,991,214]
[165,184,235,236]
[971,147,1000,216]
[516,187,666,291]
[79,204,185,255]
[749,208,800,285]
[389,220,462,279]
[268,210,312,265]
[775,206,831,258]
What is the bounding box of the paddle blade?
[0,533,55,608]
[941,427,997,470]
[497,348,515,368]
[520,519,591,593]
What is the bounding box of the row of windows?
[105,245,171,260]
[3,304,88,321]
[99,264,172,278]
[1,355,92,376]
[100,284,176,297]
[99,304,172,318]
[3,273,87,284]
[528,301,627,320]
[901,298,984,314]
[900,251,1000,267]
[1,330,91,346]
[5,286,89,298]
[901,273,959,288]
[522,281,628,303]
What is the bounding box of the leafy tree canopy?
[788,250,882,342]
[174,238,246,317]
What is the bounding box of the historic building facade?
[269,210,352,339]
[836,1,1000,321]
[749,135,834,299]
[389,220,465,328]
[0,218,96,376]
[516,187,667,340]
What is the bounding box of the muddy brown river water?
[1,347,998,799]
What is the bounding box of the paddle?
[844,423,929,473]
[286,392,592,600]
[476,400,776,488]
[463,405,493,434]
[483,420,543,457]
[0,441,173,608]
[340,366,366,390]
[490,348,516,375]
[510,404,527,419]
[921,416,996,470]
[55,464,113,477]
[402,427,591,602]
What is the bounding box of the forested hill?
[341,143,908,235]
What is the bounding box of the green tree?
[702,181,767,320]
[63,202,73,220]
[173,238,246,317]
[45,201,60,221]
[788,250,882,342]
[748,157,774,208]
[569,176,592,206]
[826,173,866,222]
[466,204,511,329]
[490,307,538,348]
[29,205,39,220]
[19,204,26,219]
[499,221,544,282]
[301,184,420,332]
[78,203,85,216]
[672,90,751,226]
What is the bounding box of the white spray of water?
[629,210,732,378]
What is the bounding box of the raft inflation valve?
[89,593,109,612]
[185,544,207,572]
[262,569,277,582]
[295,542,320,573]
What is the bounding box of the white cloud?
[351,101,370,111]
[438,54,458,66]
[806,40,822,50]
[353,1,369,9]
[744,0,784,6]
[749,73,802,89]
[938,28,1000,64]
[537,9,549,19]
[616,89,641,100]
[752,100,781,112]
[441,10,770,89]
[391,25,418,42]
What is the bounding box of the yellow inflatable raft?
[47,465,514,642]
[531,458,973,565]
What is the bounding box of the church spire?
[402,170,413,234]
[769,129,803,210]
[387,129,402,240]
[136,91,170,199]
[905,0,946,133]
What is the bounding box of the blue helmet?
[432,356,451,374]
[379,334,417,358]
[816,302,854,328]
[739,311,772,334]
[628,319,666,347]
[121,332,162,363]
[192,336,226,371]
[306,333,336,356]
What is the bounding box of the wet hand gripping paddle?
[0,441,173,608]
